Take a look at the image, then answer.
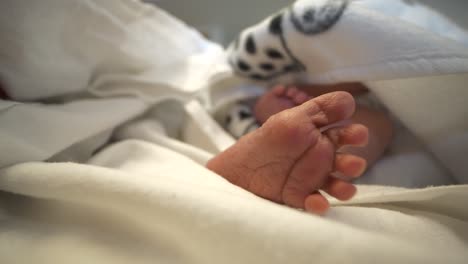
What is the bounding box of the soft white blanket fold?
[1,0,468,263]
[1,142,468,264]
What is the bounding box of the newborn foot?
[254,85,310,124]
[207,92,368,214]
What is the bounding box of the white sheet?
[368,74,468,183]
[0,0,226,168]
[1,142,467,264]
[1,0,468,263]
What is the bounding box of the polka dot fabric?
[227,0,347,82]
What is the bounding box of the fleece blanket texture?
[1,0,468,263]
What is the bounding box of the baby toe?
[323,178,357,201]
[326,124,369,148]
[334,154,367,178]
[304,192,330,215]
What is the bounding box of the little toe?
[334,154,367,178]
[304,192,330,215]
[323,178,357,201]
[326,124,369,148]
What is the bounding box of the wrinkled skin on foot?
[207,92,368,214]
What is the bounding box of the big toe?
[259,91,356,163]
[258,91,356,168]
[299,91,356,128]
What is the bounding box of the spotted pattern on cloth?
[228,0,348,82]
[223,0,348,139]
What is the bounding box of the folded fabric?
[1,140,467,264]
[221,0,468,183]
[0,0,226,168]
[0,0,225,101]
[226,0,468,84]
[1,0,468,263]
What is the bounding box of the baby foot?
[254,85,310,124]
[207,92,368,214]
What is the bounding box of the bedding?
[1,0,468,263]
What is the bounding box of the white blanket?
[1,0,468,263]
[1,143,468,263]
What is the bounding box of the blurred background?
[144,0,468,46]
